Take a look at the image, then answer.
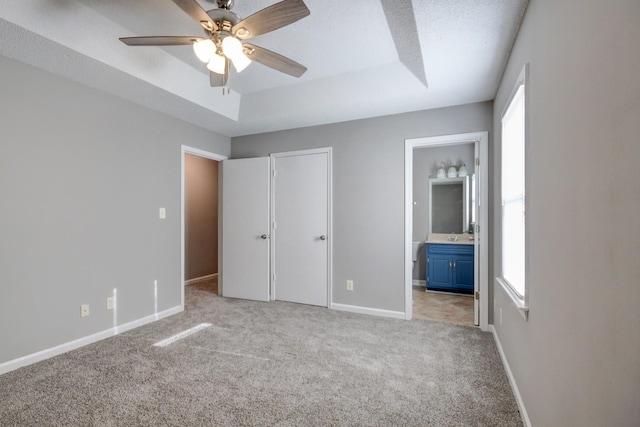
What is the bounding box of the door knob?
[319,235,326,240]
[261,234,268,239]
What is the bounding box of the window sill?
[496,277,529,321]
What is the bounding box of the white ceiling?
[0,0,528,137]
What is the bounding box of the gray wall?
[412,144,475,281]
[492,0,640,425]
[185,154,219,280]
[232,102,492,312]
[0,55,230,364]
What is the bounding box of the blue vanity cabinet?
[426,243,474,294]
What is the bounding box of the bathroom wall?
[185,154,219,281]
[412,144,475,281]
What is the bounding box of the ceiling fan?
[120,0,310,90]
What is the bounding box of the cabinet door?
[428,253,453,290]
[453,254,474,293]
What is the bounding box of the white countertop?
[425,233,475,245]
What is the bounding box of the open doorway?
[412,143,476,326]
[404,132,489,331]
[181,146,227,309]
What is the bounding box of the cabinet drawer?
[426,243,474,255]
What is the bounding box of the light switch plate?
[80,304,90,317]
[159,208,166,219]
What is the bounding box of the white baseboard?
[412,280,426,287]
[0,305,183,376]
[490,325,531,427]
[331,303,405,320]
[184,273,218,286]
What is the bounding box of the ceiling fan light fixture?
[193,39,216,63]
[207,52,226,74]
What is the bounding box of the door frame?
[269,147,333,307]
[404,132,489,331]
[181,145,227,309]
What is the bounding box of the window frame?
[497,63,530,320]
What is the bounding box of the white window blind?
[501,84,526,297]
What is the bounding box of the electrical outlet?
[81,304,90,317]
[346,280,354,291]
[159,207,166,219]
[107,297,115,310]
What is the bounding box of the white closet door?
[272,150,330,307]
[221,157,270,302]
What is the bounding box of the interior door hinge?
[272,169,277,177]
[475,291,480,300]
[273,221,277,230]
[476,158,480,166]
[273,273,277,282]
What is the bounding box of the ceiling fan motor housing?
[206,9,240,29]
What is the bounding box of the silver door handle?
[453,262,456,270]
[261,234,268,239]
[449,262,452,270]
[319,235,326,240]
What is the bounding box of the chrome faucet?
[448,233,458,242]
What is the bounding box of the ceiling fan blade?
[232,0,310,40]
[243,43,307,77]
[210,60,229,87]
[119,36,204,46]
[171,0,218,31]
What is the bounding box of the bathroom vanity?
[426,239,474,295]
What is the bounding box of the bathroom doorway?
[181,146,227,308]
[404,132,489,330]
[412,143,476,326]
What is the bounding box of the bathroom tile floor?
[412,286,475,326]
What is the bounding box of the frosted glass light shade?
[231,52,251,72]
[193,39,215,63]
[222,36,243,59]
[207,53,226,75]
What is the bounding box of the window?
[499,64,528,315]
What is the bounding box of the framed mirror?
[428,175,474,234]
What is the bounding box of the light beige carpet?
[0,285,521,426]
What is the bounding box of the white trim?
[490,325,532,427]
[496,277,529,320]
[331,303,405,320]
[0,305,182,376]
[181,145,228,305]
[269,147,333,308]
[404,132,489,330]
[184,273,218,286]
[497,63,530,316]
